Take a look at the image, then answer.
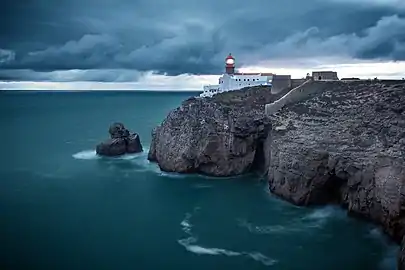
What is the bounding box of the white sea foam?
[158,171,188,178]
[237,219,300,234]
[303,206,337,220]
[72,150,145,161]
[180,213,193,235]
[301,206,344,228]
[178,237,241,256]
[73,146,150,161]
[238,206,344,235]
[72,150,100,160]
[178,211,278,266]
[247,252,278,266]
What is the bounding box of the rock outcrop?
[148,86,288,176]
[265,80,405,268]
[96,122,143,156]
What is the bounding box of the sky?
[1,0,405,90]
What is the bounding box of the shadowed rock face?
[265,80,405,267]
[400,236,405,270]
[148,86,289,176]
[96,123,143,156]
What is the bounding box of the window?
[247,79,250,81]
[244,79,246,81]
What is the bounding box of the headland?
[148,78,405,269]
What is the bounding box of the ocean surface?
[0,90,398,270]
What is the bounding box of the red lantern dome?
[225,53,235,74]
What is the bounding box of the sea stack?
[96,122,143,156]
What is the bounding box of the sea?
[0,90,398,270]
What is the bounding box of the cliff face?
[265,80,405,267]
[148,87,287,176]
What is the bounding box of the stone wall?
[265,80,334,115]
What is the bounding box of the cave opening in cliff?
[322,173,347,205]
[250,139,266,176]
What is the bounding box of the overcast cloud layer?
[1,0,405,82]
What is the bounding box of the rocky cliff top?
[270,80,405,167]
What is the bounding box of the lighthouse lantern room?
[225,53,235,74]
[200,53,274,98]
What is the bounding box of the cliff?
[148,80,405,268]
[148,86,288,176]
[265,80,405,268]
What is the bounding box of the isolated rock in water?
[96,122,143,156]
[148,86,290,176]
[264,80,405,243]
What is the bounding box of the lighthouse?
[200,53,274,98]
[225,53,235,74]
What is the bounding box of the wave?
[72,149,146,160]
[178,211,278,266]
[302,206,342,221]
[237,219,301,234]
[72,150,100,160]
[238,206,344,235]
[177,237,277,265]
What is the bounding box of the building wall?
[220,74,271,91]
[271,75,292,94]
[312,71,338,81]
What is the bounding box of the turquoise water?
[0,90,397,270]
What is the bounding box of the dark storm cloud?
[0,69,145,82]
[1,0,405,80]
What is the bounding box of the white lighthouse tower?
[200,53,273,98]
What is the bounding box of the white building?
[200,54,273,97]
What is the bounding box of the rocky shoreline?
[148,80,405,269]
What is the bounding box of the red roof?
[225,53,234,60]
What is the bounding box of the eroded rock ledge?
[148,80,405,268]
[265,80,405,268]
